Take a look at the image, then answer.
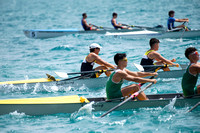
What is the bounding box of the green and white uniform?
[106,69,124,100]
[182,63,198,96]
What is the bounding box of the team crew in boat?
[111,12,129,30]
[81,43,115,78]
[106,53,157,100]
[182,47,200,97]
[167,10,189,31]
[140,38,178,72]
[81,13,99,31]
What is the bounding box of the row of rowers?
[81,38,200,100]
[82,11,189,31]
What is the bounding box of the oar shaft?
[187,102,200,113]
[99,82,153,118]
[67,69,113,75]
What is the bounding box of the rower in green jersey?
[182,47,200,97]
[106,53,157,100]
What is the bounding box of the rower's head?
[185,47,199,61]
[150,38,160,51]
[89,43,102,54]
[112,12,118,18]
[114,53,128,67]
[169,10,175,17]
[82,13,87,19]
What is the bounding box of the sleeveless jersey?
[106,69,124,99]
[140,50,155,71]
[182,64,199,96]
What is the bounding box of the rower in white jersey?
[80,43,115,78]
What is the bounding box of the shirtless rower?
[106,53,157,100]
[182,47,200,97]
[140,38,179,72]
[80,43,115,78]
[81,13,99,31]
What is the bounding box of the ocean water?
[0,0,200,132]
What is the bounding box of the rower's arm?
[83,19,91,28]
[95,55,115,68]
[125,69,157,77]
[152,52,177,65]
[190,64,200,74]
[123,73,156,84]
[112,19,121,26]
[175,18,189,22]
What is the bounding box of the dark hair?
[114,53,126,65]
[185,47,197,59]
[112,12,117,17]
[82,13,87,17]
[168,10,175,17]
[90,48,95,52]
[149,38,160,47]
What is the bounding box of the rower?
[140,38,179,72]
[80,43,115,78]
[182,47,200,97]
[81,13,99,31]
[167,10,189,31]
[111,12,129,30]
[106,53,157,100]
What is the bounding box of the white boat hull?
[106,30,200,39]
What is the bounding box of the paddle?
[122,24,163,29]
[99,82,154,118]
[186,102,200,113]
[55,69,114,79]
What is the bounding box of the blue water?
[0,0,200,132]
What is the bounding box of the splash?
[163,96,177,112]
[70,102,95,121]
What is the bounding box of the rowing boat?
[0,93,199,116]
[23,27,164,39]
[0,69,187,90]
[105,29,200,39]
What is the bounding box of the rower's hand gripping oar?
[99,82,154,118]
[55,69,114,79]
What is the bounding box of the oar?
[91,24,113,30]
[180,22,189,41]
[55,69,114,79]
[99,82,154,118]
[122,24,163,29]
[186,102,200,113]
[134,63,181,72]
